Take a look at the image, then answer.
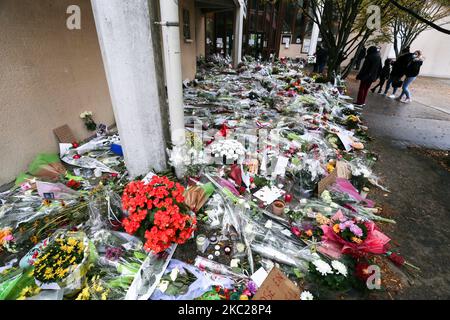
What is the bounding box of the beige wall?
[279,43,305,59]
[0,0,114,185]
[179,0,197,80]
[195,8,206,59]
[398,16,450,79]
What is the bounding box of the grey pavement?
[349,81,450,150]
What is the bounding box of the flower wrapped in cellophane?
[32,231,94,293]
[320,211,390,259]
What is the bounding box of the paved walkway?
[348,77,450,150]
[348,77,450,299]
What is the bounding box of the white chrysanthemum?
[300,291,314,300]
[312,259,333,276]
[331,260,348,277]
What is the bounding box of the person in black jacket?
[355,46,382,106]
[384,47,414,98]
[313,44,329,73]
[371,58,393,94]
[396,50,424,103]
[354,46,367,70]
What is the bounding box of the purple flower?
[105,246,123,261]
[339,220,354,231]
[246,281,258,295]
[350,224,363,237]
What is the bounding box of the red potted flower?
[121,175,196,253]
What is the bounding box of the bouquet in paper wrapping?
[32,231,95,294]
[319,210,390,259]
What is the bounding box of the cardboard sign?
[253,267,300,300]
[53,124,76,143]
[318,170,338,195]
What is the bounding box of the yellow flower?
[67,238,78,246]
[316,213,331,225]
[101,292,108,300]
[76,287,90,300]
[65,246,74,254]
[351,237,363,244]
[30,236,38,244]
[239,295,249,300]
[326,163,335,173]
[333,224,340,234]
[55,267,68,279]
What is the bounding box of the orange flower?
[351,237,363,244]
[333,224,340,234]
[305,229,313,237]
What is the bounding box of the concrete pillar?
[233,5,244,68]
[91,0,168,177]
[308,9,322,56]
[159,0,187,178]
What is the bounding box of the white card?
[251,267,269,287]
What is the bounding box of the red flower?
[73,154,81,159]
[355,262,372,282]
[121,175,196,253]
[388,252,405,267]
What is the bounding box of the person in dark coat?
[313,44,329,73]
[371,58,393,94]
[383,47,414,98]
[396,50,424,103]
[355,46,382,106]
[354,46,367,70]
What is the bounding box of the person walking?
[396,50,424,103]
[355,46,382,106]
[371,58,393,94]
[384,47,414,98]
[354,46,367,70]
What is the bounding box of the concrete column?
[159,0,187,178]
[91,0,168,177]
[233,5,244,68]
[308,9,322,56]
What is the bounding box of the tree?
[389,0,450,35]
[292,0,394,80]
[389,0,450,57]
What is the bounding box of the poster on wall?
[281,35,292,45]
[216,38,223,48]
[302,39,311,53]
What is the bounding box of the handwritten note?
[253,267,300,300]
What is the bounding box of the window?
[183,8,191,40]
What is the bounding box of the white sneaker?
[402,98,411,104]
[388,94,396,99]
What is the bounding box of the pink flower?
[5,235,14,241]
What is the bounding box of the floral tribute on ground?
[121,175,197,253]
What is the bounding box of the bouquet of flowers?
[209,139,245,164]
[80,111,97,131]
[308,259,350,292]
[33,231,91,290]
[121,175,197,253]
[321,213,390,258]
[0,228,16,253]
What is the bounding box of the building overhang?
[196,0,246,17]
